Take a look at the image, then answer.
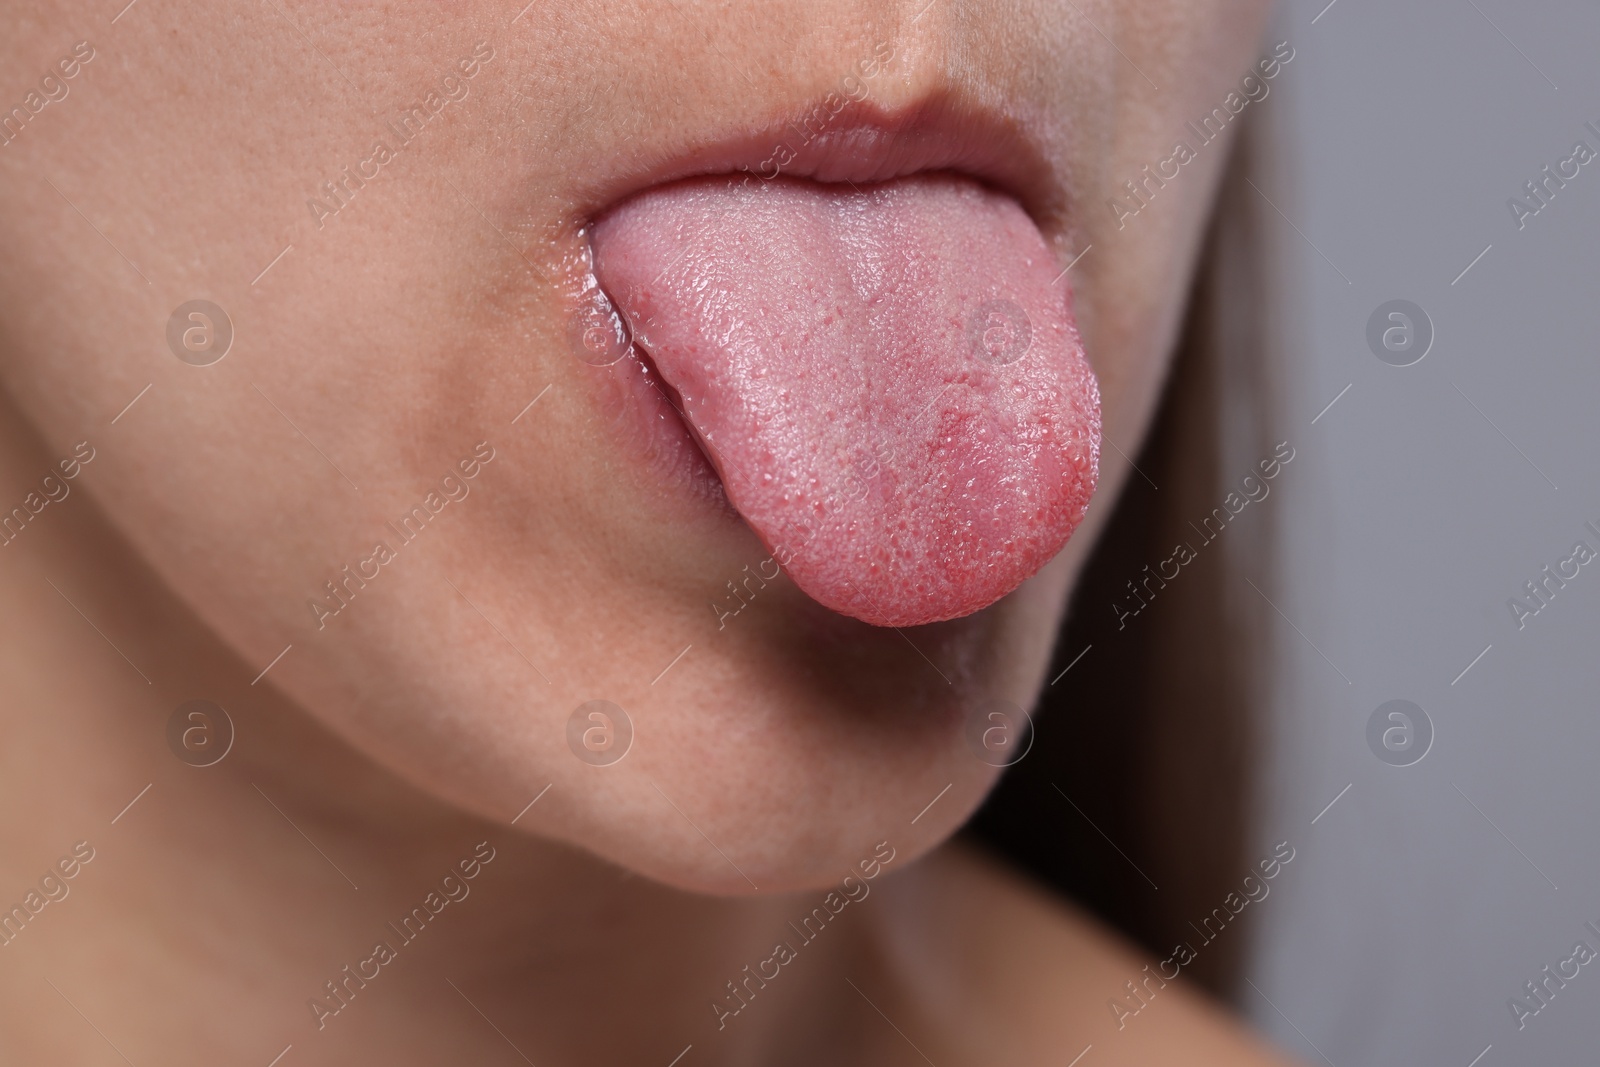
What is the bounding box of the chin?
[273,551,1072,897]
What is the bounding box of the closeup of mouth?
[569,98,1102,629]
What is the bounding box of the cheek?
[1064,2,1270,490]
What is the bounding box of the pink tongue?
[591,173,1100,628]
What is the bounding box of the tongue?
[591,173,1100,628]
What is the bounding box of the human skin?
[0,1,1286,1063]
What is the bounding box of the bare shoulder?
[863,840,1304,1067]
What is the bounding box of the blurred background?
[973,0,1600,1062]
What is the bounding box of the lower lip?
[576,346,729,510]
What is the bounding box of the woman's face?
[0,0,1270,892]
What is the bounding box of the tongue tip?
[759,483,1099,630]
[809,542,1087,628]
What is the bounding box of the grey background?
[1246,0,1600,1063]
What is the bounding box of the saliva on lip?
[559,226,638,368]
[568,281,634,367]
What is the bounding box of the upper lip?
[570,90,1072,246]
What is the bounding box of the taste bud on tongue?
[591,173,1100,628]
